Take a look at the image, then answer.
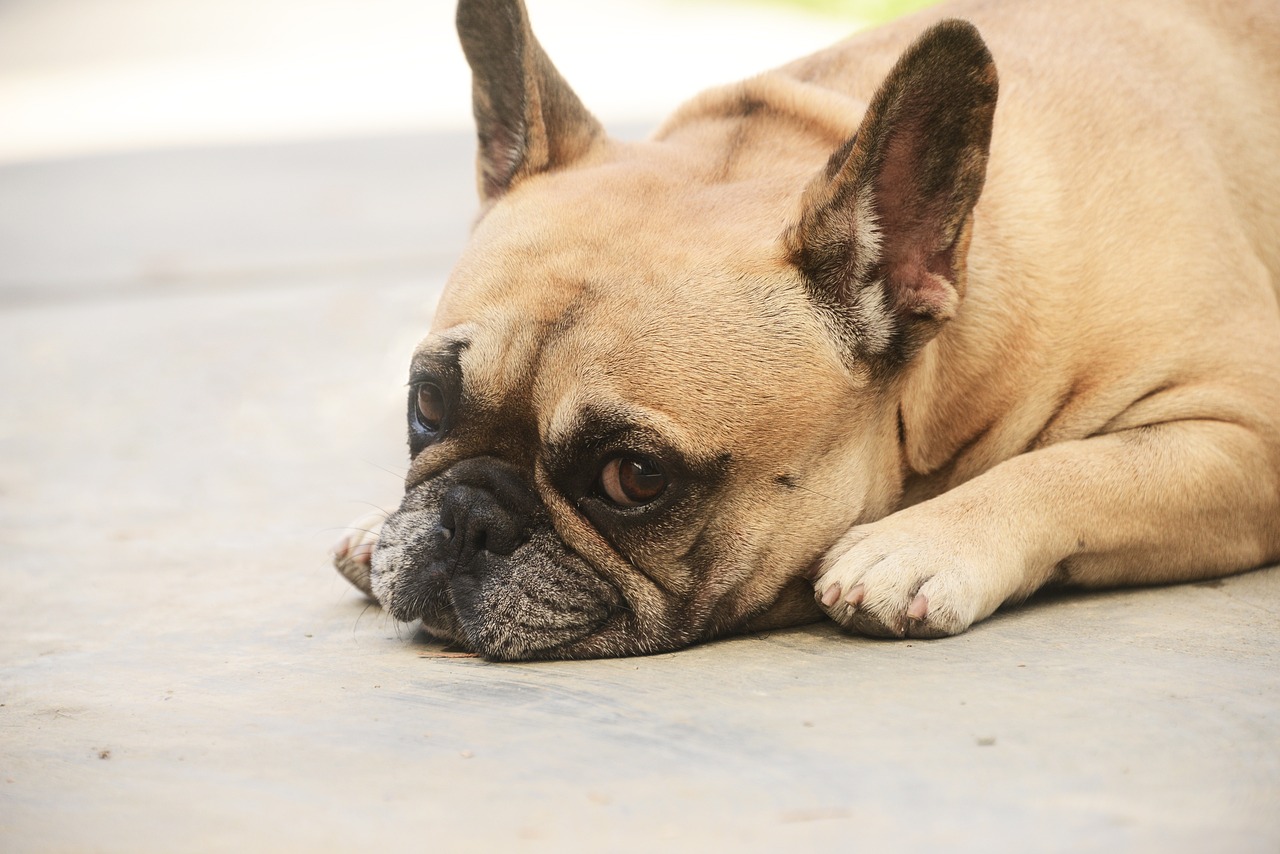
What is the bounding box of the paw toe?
[333,512,386,598]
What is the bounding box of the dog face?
[370,0,996,659]
[372,164,901,658]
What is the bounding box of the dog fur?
[334,0,1280,658]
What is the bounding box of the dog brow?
[409,337,470,381]
[542,404,640,471]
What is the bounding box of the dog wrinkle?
[1024,379,1088,452]
[1050,558,1075,586]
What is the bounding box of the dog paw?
[812,521,1009,639]
[332,511,387,598]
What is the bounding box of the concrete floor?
[2,133,1279,851]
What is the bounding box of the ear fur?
[456,0,604,203]
[786,19,998,366]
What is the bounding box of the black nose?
[438,483,526,563]
[432,457,542,571]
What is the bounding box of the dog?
[333,0,1280,659]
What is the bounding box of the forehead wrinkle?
[543,385,593,451]
[529,285,611,437]
[457,332,517,410]
[451,289,587,414]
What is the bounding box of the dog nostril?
[437,480,528,562]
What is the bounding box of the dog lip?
[383,534,621,660]
[418,614,470,649]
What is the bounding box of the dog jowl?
[334,0,1280,659]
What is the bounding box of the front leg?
[814,419,1280,638]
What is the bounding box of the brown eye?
[598,455,667,508]
[415,383,445,433]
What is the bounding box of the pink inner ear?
[872,113,961,322]
[481,125,520,199]
[891,263,960,320]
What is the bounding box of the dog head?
[370,0,997,659]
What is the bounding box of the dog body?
[337,0,1280,658]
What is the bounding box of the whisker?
[363,459,407,480]
[353,601,376,633]
[794,483,839,504]
[348,500,394,516]
[321,526,384,537]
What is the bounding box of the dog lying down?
[333,0,1280,660]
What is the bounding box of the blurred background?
[0,0,935,301]
[7,5,1280,851]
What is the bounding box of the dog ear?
[457,0,604,203]
[786,19,997,364]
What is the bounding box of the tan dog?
[333,0,1280,659]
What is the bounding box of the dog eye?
[415,383,446,434]
[598,455,667,508]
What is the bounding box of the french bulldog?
[333,0,1280,659]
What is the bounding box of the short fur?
[335,0,1280,659]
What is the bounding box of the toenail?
[843,583,866,607]
[907,593,929,621]
[820,583,842,607]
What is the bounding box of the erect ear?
[456,0,605,204]
[785,19,998,365]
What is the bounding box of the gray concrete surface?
[3,136,1279,852]
[0,134,471,298]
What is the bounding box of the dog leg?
[332,511,387,598]
[814,418,1280,638]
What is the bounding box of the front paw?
[332,511,387,598]
[812,521,1009,639]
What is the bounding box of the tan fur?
[339,0,1280,656]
